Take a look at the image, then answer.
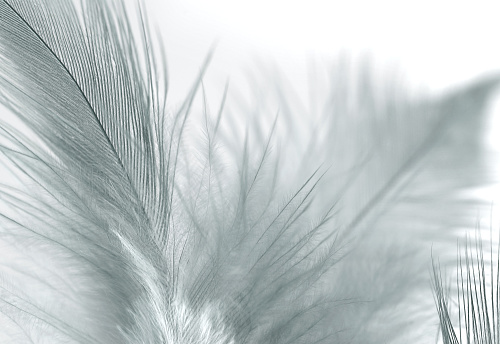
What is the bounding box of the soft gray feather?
[0,1,499,343]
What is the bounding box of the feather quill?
[0,1,499,343]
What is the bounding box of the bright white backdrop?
[150,0,500,95]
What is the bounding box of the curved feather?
[0,0,188,342]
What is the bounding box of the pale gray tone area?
[152,0,500,101]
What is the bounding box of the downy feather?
[0,1,499,343]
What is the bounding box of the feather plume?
[0,1,499,343]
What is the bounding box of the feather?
[432,228,500,344]
[0,0,499,343]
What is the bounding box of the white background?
[149,0,500,98]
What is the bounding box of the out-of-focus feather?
[0,1,499,344]
[216,61,500,342]
[324,76,500,343]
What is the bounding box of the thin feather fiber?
[0,0,498,343]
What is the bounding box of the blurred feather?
[0,0,499,343]
[220,60,500,343]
